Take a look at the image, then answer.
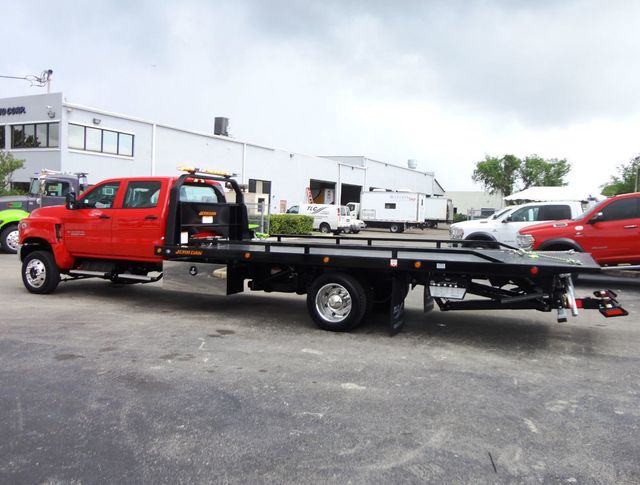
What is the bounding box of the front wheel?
[389,223,403,233]
[22,250,60,294]
[0,225,19,254]
[307,273,368,331]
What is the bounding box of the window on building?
[68,123,134,157]
[68,124,84,149]
[248,179,272,194]
[0,126,5,149]
[103,130,118,154]
[10,123,60,148]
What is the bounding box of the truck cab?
[518,192,640,266]
[0,171,88,253]
[18,172,242,293]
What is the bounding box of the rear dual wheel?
[307,273,368,332]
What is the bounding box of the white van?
[286,204,351,234]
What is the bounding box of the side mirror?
[503,216,512,223]
[588,212,604,224]
[65,192,78,210]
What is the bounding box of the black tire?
[0,224,19,254]
[21,250,60,294]
[319,223,331,234]
[307,273,368,331]
[389,223,402,233]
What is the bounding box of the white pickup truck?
[449,200,585,248]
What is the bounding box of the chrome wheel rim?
[6,229,19,251]
[315,283,352,323]
[25,259,47,288]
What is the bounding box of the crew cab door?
[63,181,121,256]
[110,180,166,260]
[578,197,640,264]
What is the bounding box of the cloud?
[2,0,639,192]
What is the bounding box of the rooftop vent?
[214,117,229,136]
[407,159,418,169]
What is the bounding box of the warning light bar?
[177,166,236,178]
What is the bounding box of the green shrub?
[268,214,313,235]
[453,213,468,223]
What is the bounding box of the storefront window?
[11,123,60,148]
[0,126,5,149]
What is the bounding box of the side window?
[537,205,571,221]
[123,181,162,209]
[385,203,396,209]
[79,182,121,209]
[600,198,639,221]
[511,207,538,222]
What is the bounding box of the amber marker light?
[414,261,422,269]
[323,256,330,264]
[244,252,252,260]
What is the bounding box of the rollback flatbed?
[19,169,627,335]
[156,171,627,335]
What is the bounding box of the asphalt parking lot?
[1,242,639,484]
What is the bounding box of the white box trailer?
[348,191,452,233]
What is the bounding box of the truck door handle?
[98,214,110,219]
[145,215,158,220]
[624,225,638,229]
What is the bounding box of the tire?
[389,223,402,234]
[22,250,60,294]
[307,273,368,332]
[0,224,19,254]
[319,223,331,234]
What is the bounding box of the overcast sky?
[3,0,639,193]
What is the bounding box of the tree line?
[471,153,639,197]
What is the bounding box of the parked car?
[286,204,351,234]
[517,192,640,266]
[449,200,584,248]
[346,218,366,234]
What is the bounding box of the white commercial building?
[1,92,445,213]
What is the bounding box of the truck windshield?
[28,179,39,196]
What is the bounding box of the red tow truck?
[18,168,627,335]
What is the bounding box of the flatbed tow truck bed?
[158,233,622,335]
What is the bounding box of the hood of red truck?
[29,205,67,218]
[518,218,576,236]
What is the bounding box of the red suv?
[517,193,640,266]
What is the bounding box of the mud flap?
[424,286,434,313]
[389,273,409,336]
